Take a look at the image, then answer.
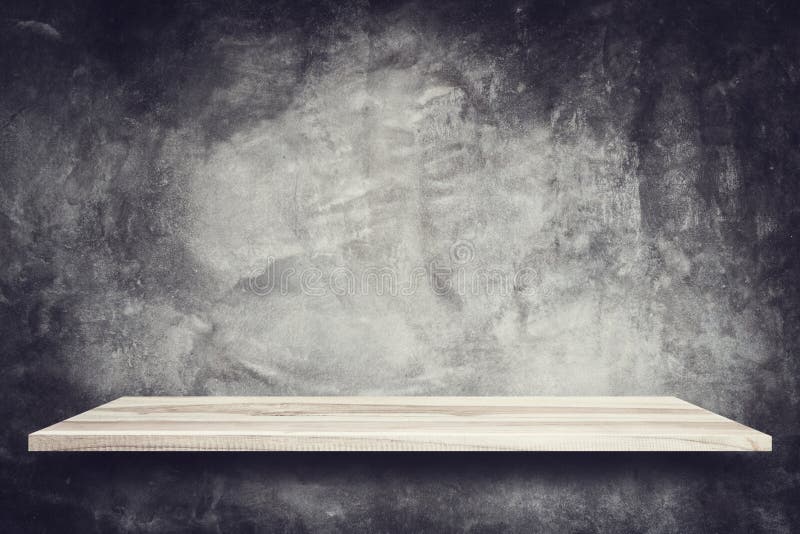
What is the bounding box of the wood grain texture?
[28,396,771,452]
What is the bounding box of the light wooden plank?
[28,397,771,452]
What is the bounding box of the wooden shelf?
[28,396,771,452]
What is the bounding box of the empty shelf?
[28,396,771,452]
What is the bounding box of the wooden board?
[28,396,771,452]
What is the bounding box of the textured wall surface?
[2,0,799,532]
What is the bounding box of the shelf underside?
[29,396,771,452]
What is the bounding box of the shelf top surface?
[29,396,771,452]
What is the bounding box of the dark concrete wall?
[2,1,799,532]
